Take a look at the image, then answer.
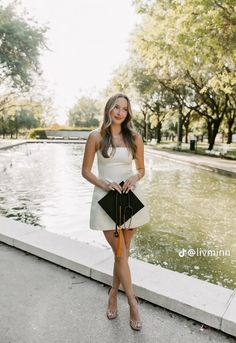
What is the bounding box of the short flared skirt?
[89,181,150,231]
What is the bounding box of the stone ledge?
[0,215,235,338]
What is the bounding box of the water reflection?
[138,151,236,290]
[0,143,235,290]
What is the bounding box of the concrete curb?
[0,140,28,150]
[0,215,235,338]
[0,139,86,151]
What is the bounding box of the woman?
[82,93,149,331]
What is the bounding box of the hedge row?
[29,129,47,139]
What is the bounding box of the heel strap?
[128,295,139,304]
[108,286,119,294]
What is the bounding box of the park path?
[145,145,236,177]
[1,241,235,343]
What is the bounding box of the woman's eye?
[114,105,119,109]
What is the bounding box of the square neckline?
[97,146,129,154]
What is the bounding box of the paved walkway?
[145,146,236,177]
[1,242,235,343]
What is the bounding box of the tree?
[132,0,236,149]
[0,2,47,90]
[0,2,48,137]
[183,69,234,149]
[68,96,100,128]
[0,97,43,138]
[105,57,173,142]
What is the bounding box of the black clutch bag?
[98,181,144,237]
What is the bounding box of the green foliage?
[0,97,44,138]
[130,0,236,148]
[68,96,100,128]
[28,128,47,139]
[16,108,40,128]
[0,2,47,89]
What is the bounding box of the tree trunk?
[208,119,222,150]
[184,123,189,143]
[146,121,150,142]
[14,114,18,139]
[177,113,183,144]
[227,129,232,144]
[143,111,147,142]
[157,122,162,143]
[183,110,191,144]
[227,118,234,144]
[207,120,212,145]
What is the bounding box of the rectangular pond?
[0,142,235,290]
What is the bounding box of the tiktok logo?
[178,248,187,257]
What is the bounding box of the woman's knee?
[114,242,129,261]
[103,230,117,254]
[123,228,136,254]
[115,251,128,263]
[103,229,132,259]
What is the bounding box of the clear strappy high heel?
[106,286,118,320]
[128,295,142,331]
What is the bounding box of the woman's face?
[109,97,128,125]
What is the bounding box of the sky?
[6,0,140,124]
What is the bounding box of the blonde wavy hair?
[99,93,137,158]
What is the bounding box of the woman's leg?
[110,229,136,290]
[103,229,135,315]
[103,229,135,291]
[103,229,141,326]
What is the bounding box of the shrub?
[29,128,47,139]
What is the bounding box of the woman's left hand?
[122,175,138,193]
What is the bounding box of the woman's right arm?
[81,132,108,190]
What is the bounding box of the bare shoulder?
[88,128,102,150]
[89,128,101,138]
[133,131,143,145]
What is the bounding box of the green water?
[0,143,235,289]
[133,153,236,289]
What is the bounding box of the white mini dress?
[89,146,150,231]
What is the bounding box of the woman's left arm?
[122,133,145,193]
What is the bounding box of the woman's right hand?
[102,180,122,194]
